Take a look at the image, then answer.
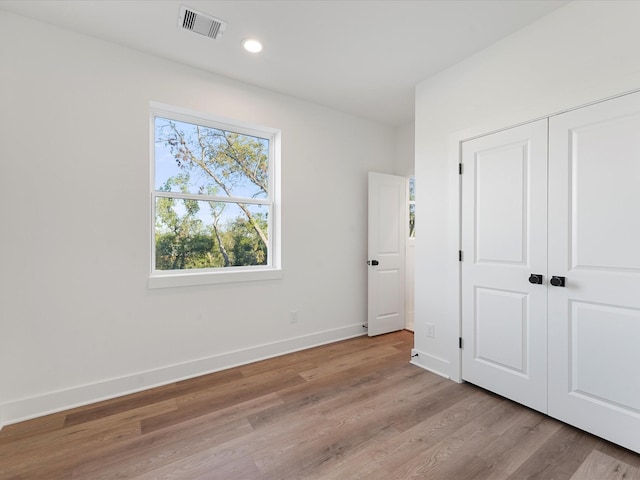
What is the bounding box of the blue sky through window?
[154,117,268,200]
[154,117,270,227]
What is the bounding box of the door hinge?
[459,163,463,174]
[459,250,463,262]
[459,337,463,349]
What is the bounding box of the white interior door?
[461,119,548,413]
[548,91,640,453]
[367,172,406,336]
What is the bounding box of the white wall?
[394,121,415,177]
[0,11,397,426]
[413,0,640,379]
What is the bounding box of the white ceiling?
[0,0,570,126]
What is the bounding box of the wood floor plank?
[72,417,253,480]
[63,383,179,428]
[169,411,329,478]
[237,332,401,378]
[252,411,399,480]
[596,440,640,470]
[318,365,446,422]
[2,420,142,479]
[404,398,552,480]
[318,457,391,480]
[382,396,513,479]
[276,352,414,412]
[140,369,305,433]
[131,443,267,480]
[70,394,283,479]
[507,425,600,479]
[247,359,429,442]
[1,399,175,462]
[298,345,404,381]
[476,407,563,478]
[377,380,478,433]
[364,387,496,471]
[1,330,638,480]
[0,412,67,445]
[64,393,279,480]
[131,403,332,478]
[570,449,640,480]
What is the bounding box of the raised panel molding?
[475,287,528,375]
[569,300,640,414]
[569,114,640,272]
[475,142,528,265]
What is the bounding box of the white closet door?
[548,91,640,453]
[461,119,548,413]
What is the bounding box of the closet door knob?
[550,276,566,287]
[528,274,543,284]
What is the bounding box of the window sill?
[148,268,282,289]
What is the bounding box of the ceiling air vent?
[178,5,227,40]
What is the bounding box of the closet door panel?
[461,119,548,413]
[548,91,640,454]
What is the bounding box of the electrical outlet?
[290,310,298,324]
[425,322,435,338]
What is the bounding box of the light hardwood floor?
[1,330,639,479]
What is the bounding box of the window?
[408,176,415,238]
[149,103,281,288]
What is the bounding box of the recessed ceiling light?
[242,38,263,54]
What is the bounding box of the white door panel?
[566,112,640,271]
[569,301,640,411]
[461,119,548,413]
[548,91,640,453]
[368,172,406,336]
[475,287,528,374]
[475,143,528,264]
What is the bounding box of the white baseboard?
[410,348,452,380]
[0,324,367,428]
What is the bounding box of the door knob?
[528,274,543,284]
[368,260,379,266]
[550,276,566,287]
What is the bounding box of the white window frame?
[148,102,281,288]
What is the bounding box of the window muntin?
[151,105,279,282]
